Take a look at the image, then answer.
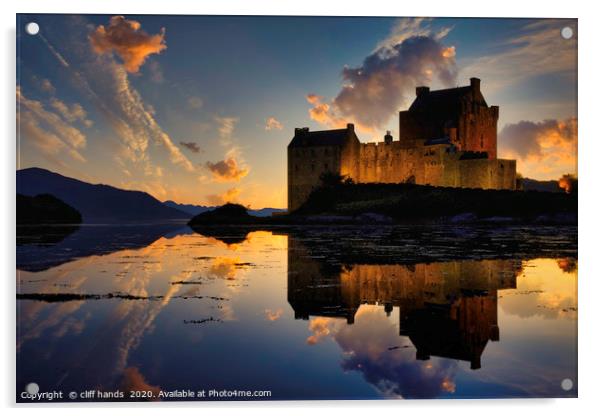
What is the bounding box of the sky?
[16,15,577,208]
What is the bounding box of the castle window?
[311,164,315,172]
[324,163,329,170]
[311,149,316,157]
[324,148,329,156]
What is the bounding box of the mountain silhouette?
[163,200,286,217]
[17,168,189,223]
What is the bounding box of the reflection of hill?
[17,224,186,272]
[17,225,80,246]
[288,233,520,370]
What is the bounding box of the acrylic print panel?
[16,14,577,402]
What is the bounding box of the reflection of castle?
[288,78,517,211]
[287,236,519,369]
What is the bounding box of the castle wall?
[459,159,516,190]
[345,143,516,191]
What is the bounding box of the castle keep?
[288,78,517,211]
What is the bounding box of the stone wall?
[347,142,516,190]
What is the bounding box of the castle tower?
[287,123,360,211]
[399,78,499,159]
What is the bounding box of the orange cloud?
[499,117,577,179]
[205,157,249,182]
[206,187,241,206]
[307,22,457,133]
[265,117,283,131]
[90,16,167,73]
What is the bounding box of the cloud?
[499,117,577,179]
[215,116,239,142]
[206,187,241,206]
[307,18,457,132]
[460,20,577,92]
[264,308,283,321]
[147,60,164,83]
[179,141,201,153]
[32,76,56,94]
[83,57,195,172]
[188,96,203,110]
[265,117,283,131]
[17,87,87,163]
[375,17,453,52]
[89,15,167,73]
[50,98,93,127]
[205,155,249,182]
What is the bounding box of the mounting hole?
[561,26,573,40]
[25,382,39,395]
[561,378,574,391]
[25,22,40,36]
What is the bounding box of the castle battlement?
[287,78,517,211]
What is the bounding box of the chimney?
[347,123,354,132]
[384,130,393,144]
[470,77,481,92]
[295,127,309,136]
[416,86,430,97]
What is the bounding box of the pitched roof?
[410,86,475,113]
[288,127,359,148]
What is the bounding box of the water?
[16,224,578,401]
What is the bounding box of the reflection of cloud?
[500,258,577,320]
[208,257,240,280]
[557,258,577,274]
[90,16,166,73]
[306,317,340,345]
[120,367,160,400]
[265,117,283,131]
[308,18,457,132]
[310,306,458,399]
[264,308,283,321]
[499,118,577,179]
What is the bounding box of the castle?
[288,78,517,211]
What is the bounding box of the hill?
[188,203,259,226]
[164,200,286,217]
[521,178,563,193]
[17,193,81,225]
[17,168,189,223]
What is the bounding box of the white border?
[2,1,599,415]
